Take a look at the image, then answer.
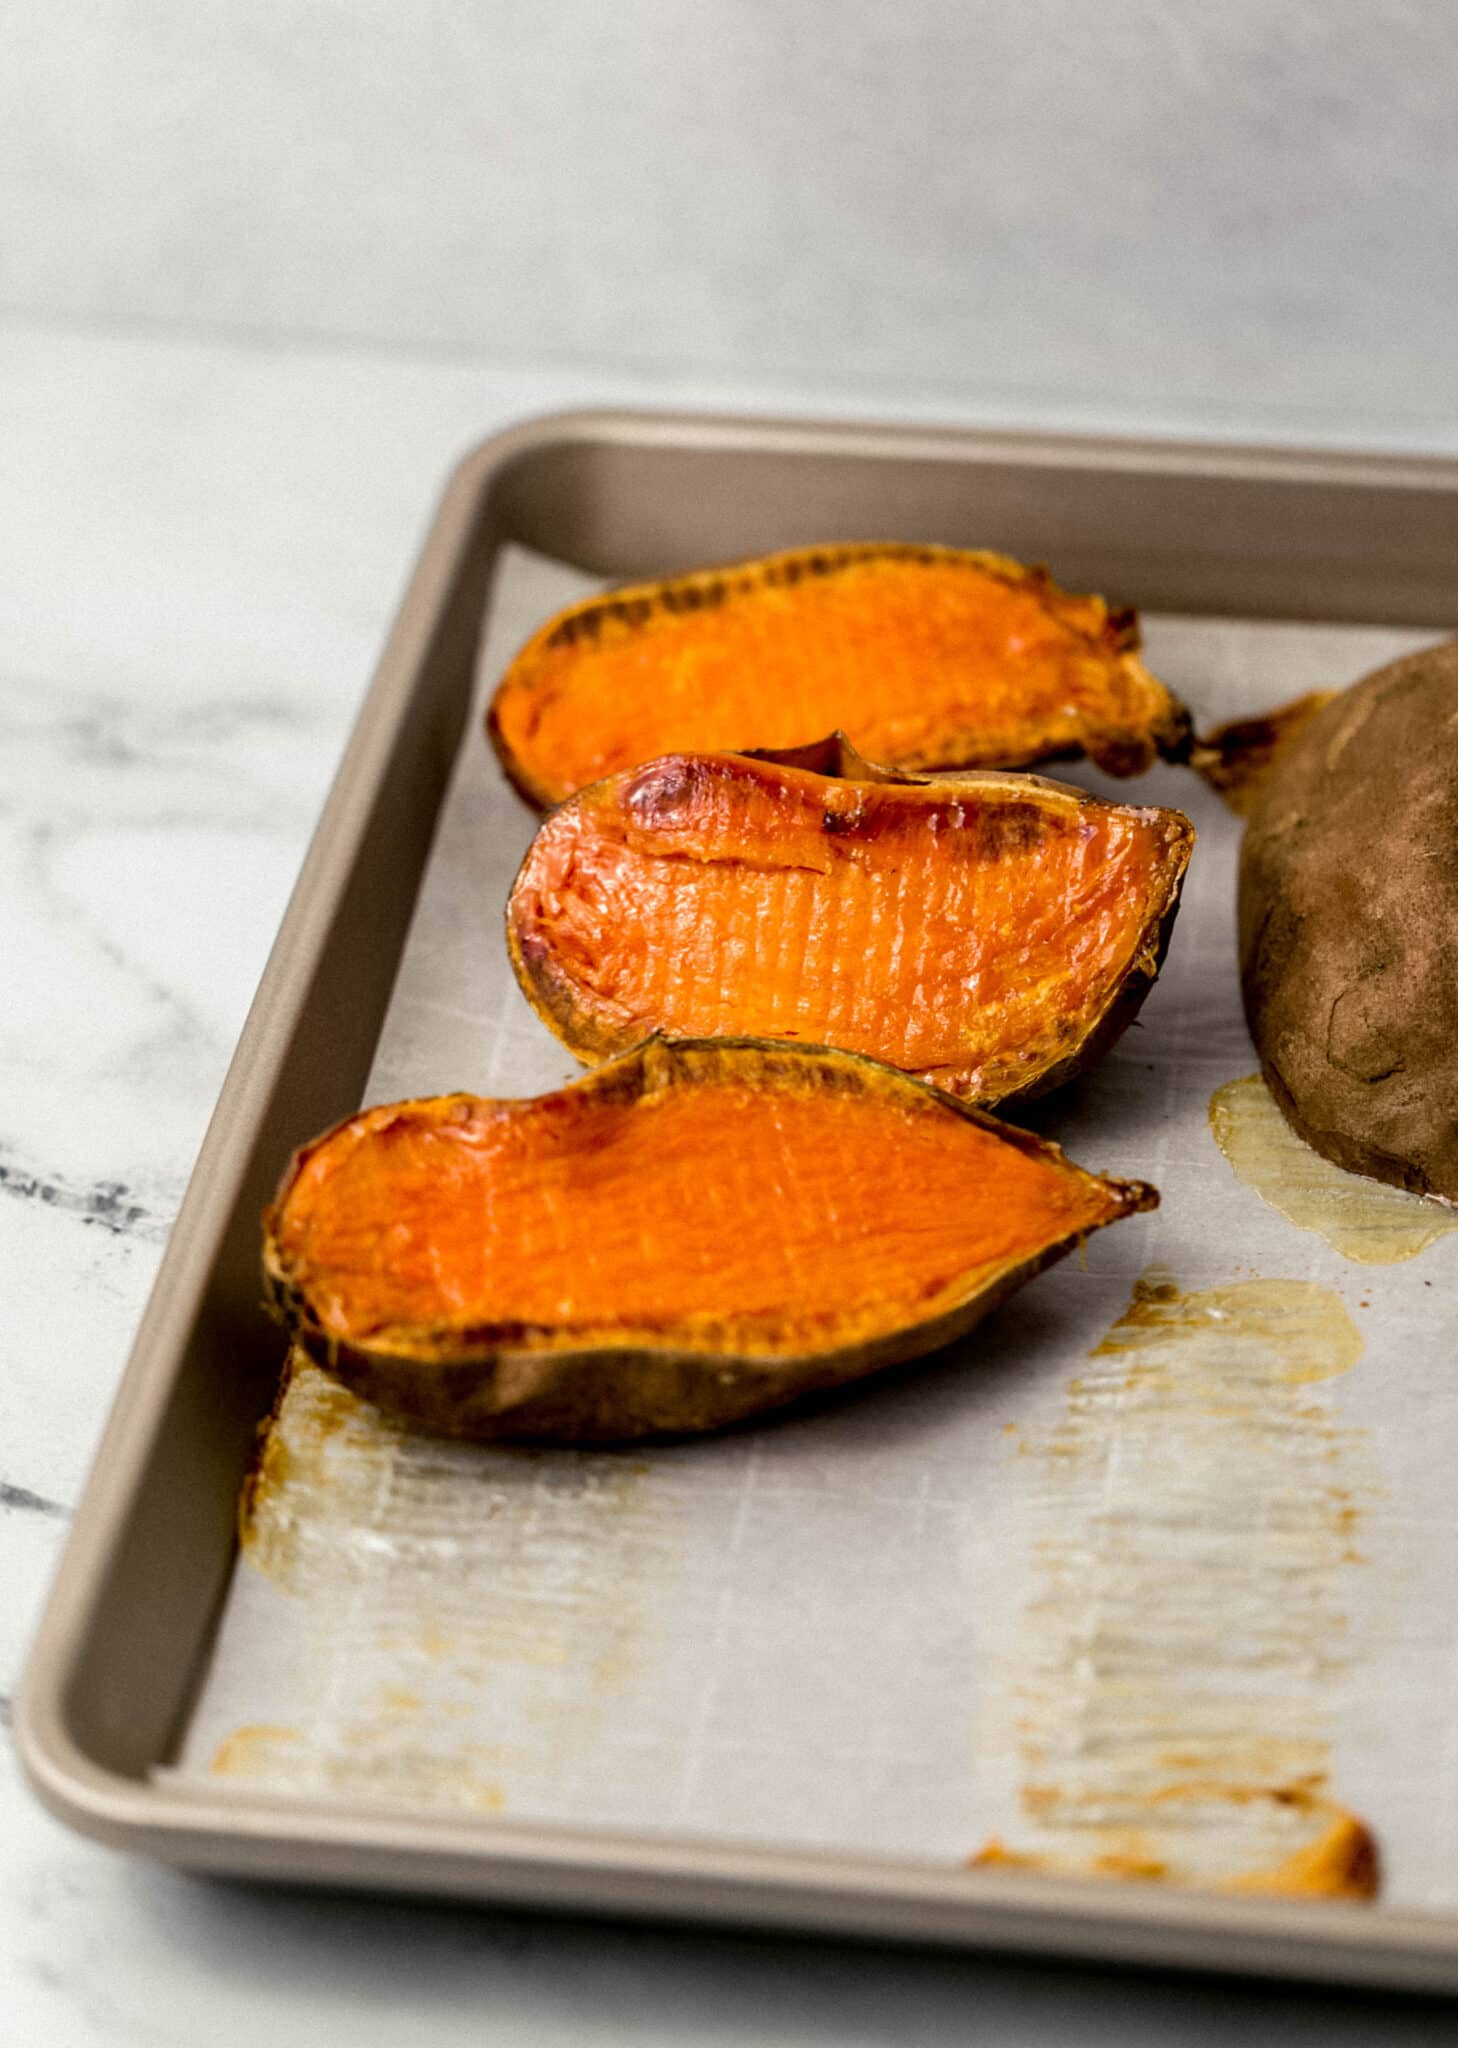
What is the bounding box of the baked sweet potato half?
[1239,638,1458,1201]
[263,1038,1156,1443]
[488,543,1192,809]
[507,740,1194,1104]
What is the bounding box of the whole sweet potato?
[1238,639,1458,1200]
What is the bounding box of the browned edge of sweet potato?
[505,736,1195,1108]
[262,1036,1157,1444]
[486,542,1194,812]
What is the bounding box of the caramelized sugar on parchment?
[1210,1074,1458,1265]
[974,1791,1377,1901]
[509,748,1193,1104]
[488,543,1191,808]
[217,1348,660,1816]
[972,1272,1379,1898]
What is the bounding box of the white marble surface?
[3,314,1456,2042]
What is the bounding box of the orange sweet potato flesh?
[508,742,1194,1104]
[487,544,1192,809]
[264,1039,1155,1442]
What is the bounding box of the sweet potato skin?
[488,543,1192,810]
[1238,639,1458,1200]
[507,740,1194,1104]
[263,1038,1156,1443]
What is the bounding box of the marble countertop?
[4,312,1454,2044]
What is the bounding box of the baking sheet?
[171,548,1457,1905]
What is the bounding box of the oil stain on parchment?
[1211,1073,1458,1264]
[976,1273,1379,1897]
[216,1348,669,1815]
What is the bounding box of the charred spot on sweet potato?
[622,756,706,826]
[487,543,1192,809]
[263,1039,1155,1443]
[507,750,1193,1104]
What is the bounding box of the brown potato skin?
[1238,639,1458,1201]
[270,1247,1091,1446]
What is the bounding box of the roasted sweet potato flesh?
[488,544,1191,809]
[508,749,1193,1102]
[264,1040,1154,1441]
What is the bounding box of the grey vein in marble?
[0,667,335,1194]
[0,1481,68,1520]
[0,1159,163,1244]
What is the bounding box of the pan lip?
[16,406,1458,1988]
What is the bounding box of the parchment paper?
[169,549,1458,1905]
